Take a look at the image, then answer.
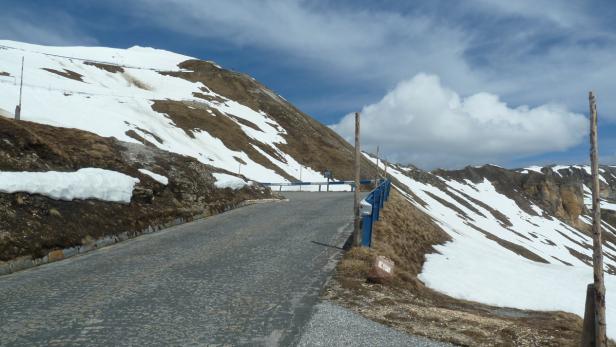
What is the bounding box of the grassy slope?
[325,188,590,346]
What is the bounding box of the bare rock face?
[519,173,586,225]
[417,164,609,231]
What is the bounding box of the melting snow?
[138,169,168,185]
[213,173,248,189]
[0,168,139,203]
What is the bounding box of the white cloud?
[116,0,616,123]
[330,74,588,169]
[120,0,484,93]
[0,9,96,46]
[467,0,588,28]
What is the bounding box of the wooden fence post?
[582,283,596,347]
[588,91,607,346]
[353,112,362,247]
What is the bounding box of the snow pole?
[582,91,607,346]
[15,56,24,121]
[353,112,361,247]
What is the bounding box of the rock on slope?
[0,40,374,184]
[372,156,616,340]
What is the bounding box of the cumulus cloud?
[330,74,588,169]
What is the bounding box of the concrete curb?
[0,197,285,277]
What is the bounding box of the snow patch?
[0,168,139,203]
[138,169,168,185]
[213,173,248,189]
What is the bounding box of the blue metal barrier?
[261,179,378,192]
[361,180,391,247]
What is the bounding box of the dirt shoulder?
[324,189,591,346]
[0,117,274,262]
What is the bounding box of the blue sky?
[2,0,616,169]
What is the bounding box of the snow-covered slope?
[369,157,616,339]
[0,40,357,184]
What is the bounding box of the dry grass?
[326,189,599,346]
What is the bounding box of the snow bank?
[0,168,139,203]
[138,169,168,185]
[213,173,248,189]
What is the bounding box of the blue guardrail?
[360,180,391,247]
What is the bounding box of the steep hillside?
[369,156,616,340]
[0,117,271,264]
[0,40,373,184]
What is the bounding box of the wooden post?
[384,158,388,180]
[589,91,607,346]
[353,112,361,247]
[582,283,597,347]
[15,56,24,121]
[374,145,380,188]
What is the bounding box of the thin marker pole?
[589,91,607,346]
[15,56,24,120]
[353,112,361,247]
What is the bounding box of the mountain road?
[1,192,356,346]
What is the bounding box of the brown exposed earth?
[84,61,125,73]
[0,117,274,262]
[41,68,84,82]
[325,189,611,346]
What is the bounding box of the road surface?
[0,192,354,346]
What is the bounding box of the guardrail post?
[373,191,380,221]
[362,214,373,247]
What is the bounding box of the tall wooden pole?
[384,157,388,179]
[374,145,380,188]
[589,91,607,346]
[353,112,361,247]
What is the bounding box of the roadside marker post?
[15,56,24,121]
[582,91,607,347]
[353,112,362,247]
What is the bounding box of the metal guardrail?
[360,180,391,247]
[261,179,375,191]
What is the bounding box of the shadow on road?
[311,240,344,251]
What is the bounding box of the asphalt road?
[0,192,355,346]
